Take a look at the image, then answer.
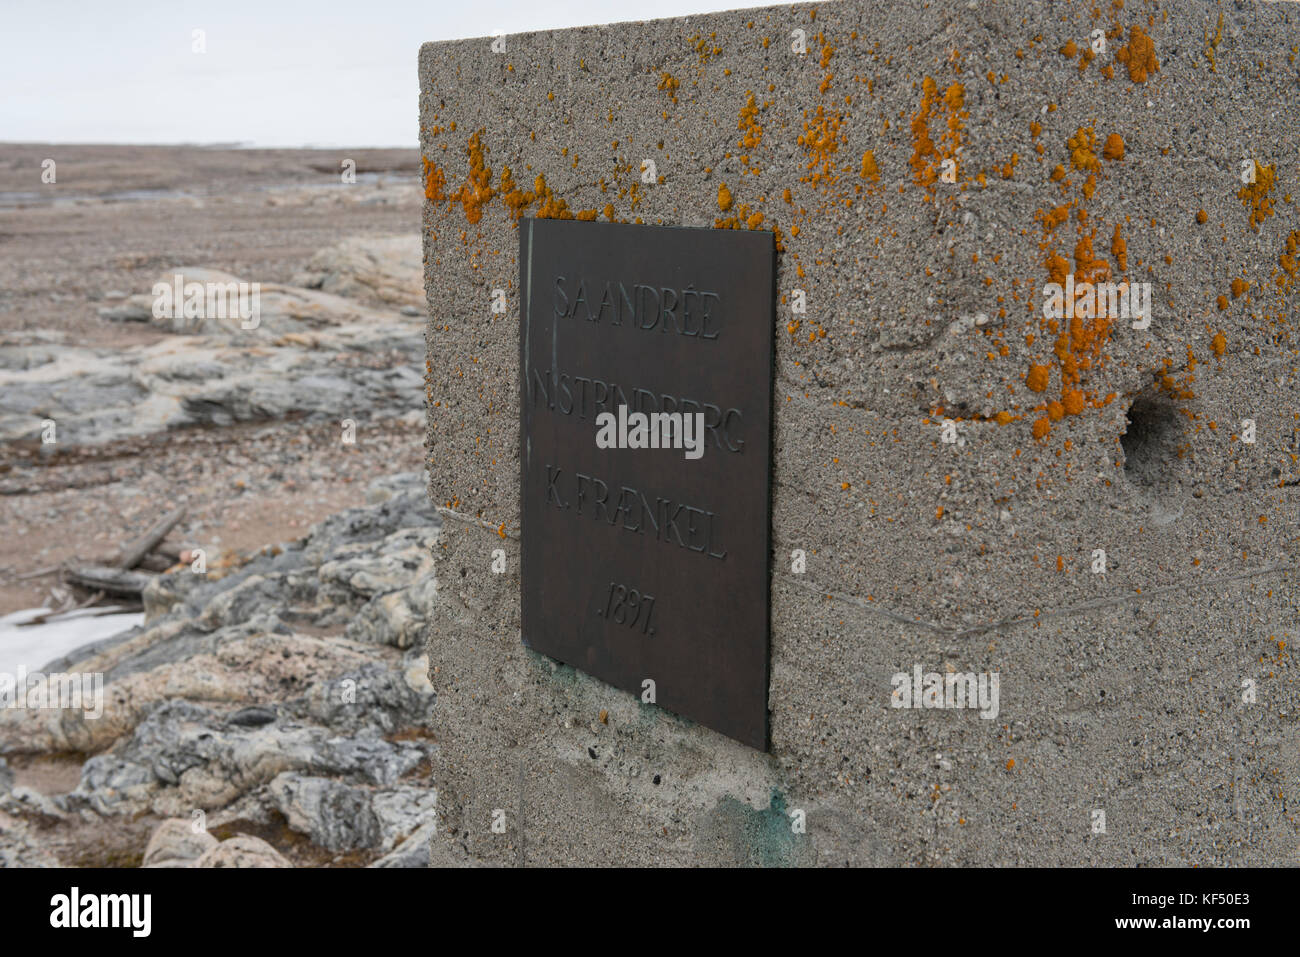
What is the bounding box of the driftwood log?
[115,507,185,571]
[14,590,106,627]
[29,509,186,605]
[64,564,156,598]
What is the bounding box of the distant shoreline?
[0,140,420,151]
[0,141,416,150]
[0,143,420,199]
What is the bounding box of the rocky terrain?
[0,145,446,866]
[0,145,425,616]
[0,255,425,448]
[1,471,443,867]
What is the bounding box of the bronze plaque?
[519,218,773,750]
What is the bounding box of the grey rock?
[365,470,424,504]
[304,661,435,735]
[316,730,425,787]
[226,705,278,728]
[194,834,291,868]
[343,583,434,649]
[371,786,440,851]
[97,302,152,322]
[269,773,380,851]
[142,817,219,868]
[370,821,437,867]
[64,754,157,816]
[0,264,426,447]
[318,527,437,601]
[0,813,60,867]
[0,469,442,863]
[1,786,65,819]
[291,236,423,310]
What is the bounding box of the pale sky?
[0,0,772,147]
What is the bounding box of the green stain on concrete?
[714,787,800,867]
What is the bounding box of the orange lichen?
[860,149,880,181]
[799,103,846,188]
[422,158,447,201]
[1026,363,1051,392]
[1102,133,1125,161]
[717,182,734,212]
[1237,161,1276,230]
[1212,332,1227,356]
[909,84,940,185]
[532,173,573,220]
[1204,12,1224,72]
[690,32,722,64]
[1032,417,1051,440]
[1044,251,1069,284]
[1067,127,1100,173]
[1115,25,1159,83]
[1196,209,1208,224]
[1279,231,1300,289]
[1073,233,1110,283]
[738,92,764,150]
[425,129,496,225]
[1110,224,1127,271]
[657,72,680,103]
[909,77,966,193]
[499,166,534,219]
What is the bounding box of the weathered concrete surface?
[421,0,1300,865]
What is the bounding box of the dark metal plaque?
[519,218,773,750]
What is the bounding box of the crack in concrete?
[783,561,1296,641]
[516,753,526,868]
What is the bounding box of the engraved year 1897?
[596,581,656,635]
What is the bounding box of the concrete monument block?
[421,0,1300,865]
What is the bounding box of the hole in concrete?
[1120,392,1182,488]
